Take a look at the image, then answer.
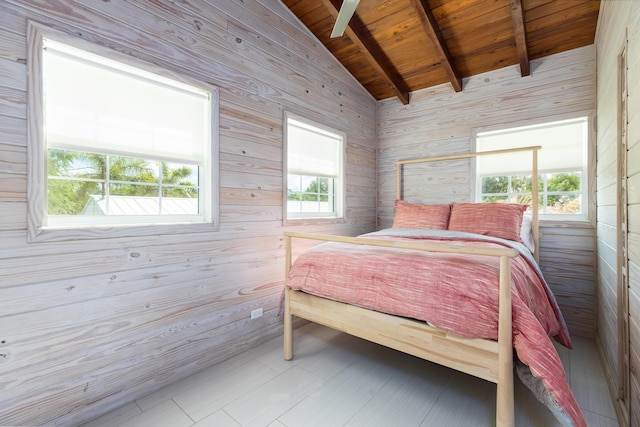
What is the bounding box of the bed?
[282,146,585,427]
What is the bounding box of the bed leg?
[284,287,293,361]
[496,255,515,426]
[496,368,514,426]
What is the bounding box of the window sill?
[283,217,346,227]
[28,221,219,243]
[539,219,594,229]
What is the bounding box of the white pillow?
[520,215,535,253]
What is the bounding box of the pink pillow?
[392,200,451,229]
[448,203,528,242]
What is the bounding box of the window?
[27,23,219,241]
[475,117,588,220]
[285,113,345,220]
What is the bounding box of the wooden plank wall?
[377,46,597,339]
[0,1,377,425]
[595,1,640,425]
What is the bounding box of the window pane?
[287,175,335,215]
[159,191,199,215]
[48,149,105,178]
[547,172,581,192]
[301,176,316,196]
[511,175,532,193]
[47,149,105,215]
[288,174,302,194]
[317,177,329,194]
[48,178,98,215]
[482,195,508,203]
[106,192,160,215]
[110,182,158,197]
[545,172,581,214]
[162,185,199,200]
[509,194,533,207]
[109,155,157,183]
[482,176,508,194]
[162,162,198,186]
[547,195,581,214]
[301,201,320,212]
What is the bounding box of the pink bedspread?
[287,229,585,427]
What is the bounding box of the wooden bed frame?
[283,146,541,427]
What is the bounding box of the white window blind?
[287,118,341,177]
[43,39,210,164]
[476,117,587,175]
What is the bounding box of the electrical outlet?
[251,308,263,320]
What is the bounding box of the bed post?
[496,254,514,426]
[284,234,293,361]
[396,163,402,200]
[531,147,540,263]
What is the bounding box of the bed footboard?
[283,231,518,426]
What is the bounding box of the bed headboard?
[394,146,542,262]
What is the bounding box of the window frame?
[27,22,220,243]
[283,112,346,224]
[473,114,594,223]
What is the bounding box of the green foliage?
[302,178,328,201]
[547,173,580,192]
[543,173,580,207]
[47,149,197,215]
[288,176,329,201]
[47,179,99,215]
[482,176,508,194]
[481,172,581,214]
[482,175,534,195]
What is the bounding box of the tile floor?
[82,323,619,427]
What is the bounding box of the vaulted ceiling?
[281,0,601,104]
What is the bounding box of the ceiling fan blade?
[330,0,360,38]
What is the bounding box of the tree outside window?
[287,175,332,213]
[48,149,199,216]
[480,172,582,214]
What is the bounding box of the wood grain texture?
[595,1,640,425]
[0,0,376,425]
[539,226,597,339]
[279,0,599,101]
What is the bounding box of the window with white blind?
[475,117,589,220]
[27,23,219,241]
[285,113,345,220]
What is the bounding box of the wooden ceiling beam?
[509,0,531,76]
[410,0,463,92]
[323,0,411,105]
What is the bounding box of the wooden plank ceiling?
[281,0,601,104]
